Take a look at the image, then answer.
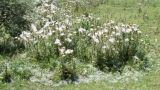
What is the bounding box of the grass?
[1,0,160,90]
[57,71,160,90]
[1,69,160,90]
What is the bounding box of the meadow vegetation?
[0,0,160,90]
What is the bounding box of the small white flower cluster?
[59,46,74,57]
[20,0,74,45]
[82,20,142,52]
[78,27,86,33]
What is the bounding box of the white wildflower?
[78,28,86,33]
[90,28,94,31]
[87,33,91,37]
[20,31,31,41]
[133,28,139,31]
[44,3,49,7]
[61,25,66,29]
[126,28,132,33]
[92,35,99,43]
[64,19,72,26]
[112,31,116,35]
[103,29,108,33]
[115,26,119,30]
[65,49,73,54]
[36,29,44,35]
[23,31,31,38]
[133,56,139,60]
[96,17,100,20]
[110,20,115,24]
[97,31,104,36]
[43,21,51,28]
[54,39,62,46]
[60,33,65,36]
[68,33,73,37]
[57,25,66,32]
[109,38,115,43]
[65,38,72,43]
[115,32,121,36]
[59,47,66,55]
[95,32,98,36]
[58,27,63,32]
[121,28,126,33]
[31,23,37,32]
[103,23,107,26]
[137,30,142,34]
[51,4,58,9]
[47,31,53,36]
[102,46,107,49]
[20,34,28,41]
[125,38,129,42]
[155,38,157,42]
[105,35,108,38]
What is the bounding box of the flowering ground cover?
[0,0,160,90]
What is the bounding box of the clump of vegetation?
[0,0,32,55]
[93,21,149,72]
[0,0,151,87]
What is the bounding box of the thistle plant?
[18,0,149,82]
[90,21,148,71]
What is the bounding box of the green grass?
[56,71,160,90]
[1,0,160,90]
[1,70,160,90]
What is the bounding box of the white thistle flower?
[102,46,107,49]
[20,36,27,42]
[43,22,51,28]
[31,23,37,32]
[24,31,31,38]
[96,17,100,20]
[112,31,116,35]
[64,19,72,26]
[122,28,126,33]
[92,35,99,43]
[125,38,129,42]
[60,33,65,36]
[140,39,144,42]
[65,38,72,43]
[47,31,53,36]
[115,32,121,36]
[51,4,58,11]
[155,38,158,42]
[36,29,44,35]
[137,30,142,34]
[90,28,94,31]
[109,38,115,43]
[54,39,62,46]
[65,49,73,54]
[133,56,139,60]
[126,29,132,33]
[115,26,119,30]
[103,29,108,33]
[58,27,63,32]
[133,28,138,31]
[78,28,86,33]
[59,47,66,55]
[68,33,73,37]
[97,31,104,36]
